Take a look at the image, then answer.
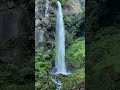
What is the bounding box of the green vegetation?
[86,0,120,89]
[66,37,85,70]
[86,26,120,90]
[35,0,85,90]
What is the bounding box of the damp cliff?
[0,0,35,89]
[35,0,85,90]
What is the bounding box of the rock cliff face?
[35,0,84,50]
[35,0,85,90]
[0,0,35,89]
[63,0,82,14]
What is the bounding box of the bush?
[66,37,85,70]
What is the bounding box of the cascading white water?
[55,1,67,75]
[51,77,63,90]
[45,0,49,17]
[50,1,71,90]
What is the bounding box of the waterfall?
[51,77,63,90]
[45,0,49,17]
[49,1,71,75]
[49,1,71,90]
[55,1,67,75]
[35,0,49,49]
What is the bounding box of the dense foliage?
[0,0,35,89]
[35,0,85,90]
[86,0,120,89]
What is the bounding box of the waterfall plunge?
[45,0,49,17]
[50,1,71,76]
[55,1,67,75]
[50,1,71,90]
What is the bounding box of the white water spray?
[51,77,63,90]
[45,0,49,17]
[50,1,71,90]
[55,1,67,75]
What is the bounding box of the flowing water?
[50,1,71,90]
[50,1,71,75]
[45,0,49,17]
[51,77,63,90]
[54,1,68,75]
